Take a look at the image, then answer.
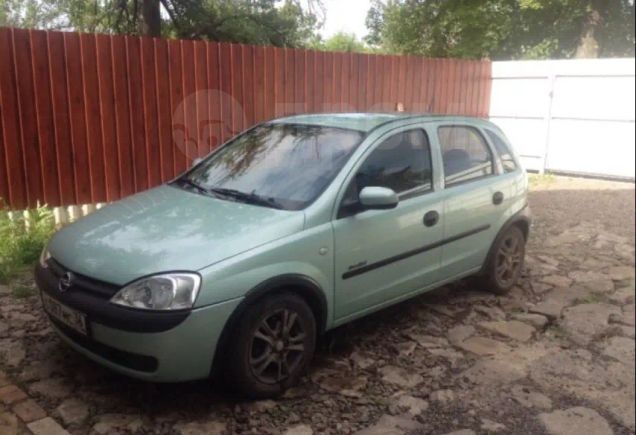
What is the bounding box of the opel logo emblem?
[58,272,74,293]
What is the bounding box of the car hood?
[48,185,305,286]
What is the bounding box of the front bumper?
[35,263,242,382]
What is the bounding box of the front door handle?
[493,191,504,205]
[423,210,439,227]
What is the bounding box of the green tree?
[314,31,367,52]
[366,0,635,59]
[0,0,325,48]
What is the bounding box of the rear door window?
[438,126,494,186]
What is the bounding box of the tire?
[226,292,316,398]
[480,225,526,295]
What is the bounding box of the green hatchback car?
[36,113,530,397]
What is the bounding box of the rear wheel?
[227,293,316,398]
[481,225,526,295]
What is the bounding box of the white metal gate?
[489,58,635,179]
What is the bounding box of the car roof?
[268,113,492,133]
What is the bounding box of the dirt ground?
[0,175,634,435]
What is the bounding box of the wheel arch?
[210,274,328,376]
[480,205,531,275]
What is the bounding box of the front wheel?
[226,292,316,398]
[480,225,526,295]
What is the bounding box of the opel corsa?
[36,113,530,398]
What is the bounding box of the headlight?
[110,273,201,310]
[39,247,51,268]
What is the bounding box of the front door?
[333,127,444,322]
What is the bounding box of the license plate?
[42,292,88,336]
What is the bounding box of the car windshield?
[176,123,365,210]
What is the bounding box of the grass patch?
[528,172,556,188]
[12,284,36,299]
[575,292,606,305]
[0,200,55,284]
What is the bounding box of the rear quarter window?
[486,129,518,173]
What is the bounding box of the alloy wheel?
[495,230,524,288]
[248,308,306,384]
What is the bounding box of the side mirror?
[192,157,203,166]
[359,186,399,210]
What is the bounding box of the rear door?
[332,126,444,322]
[435,124,508,279]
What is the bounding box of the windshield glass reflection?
[179,124,365,210]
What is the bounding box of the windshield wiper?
[174,178,220,197]
[207,187,283,210]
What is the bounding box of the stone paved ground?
[0,176,634,435]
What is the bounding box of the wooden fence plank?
[155,38,173,179]
[481,61,493,118]
[126,36,149,188]
[193,40,209,157]
[181,39,197,163]
[379,56,390,112]
[253,45,265,123]
[111,35,135,197]
[218,43,232,144]
[63,32,92,204]
[389,56,399,110]
[306,49,315,113]
[207,42,222,149]
[366,54,375,111]
[263,46,276,120]
[333,53,343,112]
[270,47,282,118]
[0,99,7,205]
[466,61,476,114]
[283,48,294,115]
[167,40,187,174]
[48,31,76,205]
[342,53,352,111]
[411,57,423,112]
[13,28,44,206]
[80,33,107,202]
[31,30,60,205]
[243,45,255,129]
[312,50,323,113]
[348,53,357,111]
[322,51,333,113]
[96,33,120,202]
[140,37,161,184]
[356,53,366,111]
[438,59,449,114]
[0,28,27,208]
[294,49,305,113]
[230,44,244,134]
[397,55,407,110]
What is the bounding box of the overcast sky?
[320,0,371,40]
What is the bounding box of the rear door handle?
[423,210,439,227]
[493,191,504,205]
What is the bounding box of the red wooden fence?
[0,27,492,209]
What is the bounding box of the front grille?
[48,258,120,299]
[51,317,159,373]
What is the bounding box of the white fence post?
[541,73,556,174]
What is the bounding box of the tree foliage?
[313,31,368,52]
[365,0,635,59]
[0,0,324,48]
